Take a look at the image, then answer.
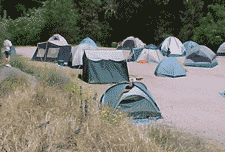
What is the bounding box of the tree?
[178,0,204,42]
[192,4,225,52]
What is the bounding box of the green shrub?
[0,74,28,98]
[111,42,117,48]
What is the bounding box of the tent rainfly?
[32,34,71,64]
[184,45,218,68]
[160,36,186,57]
[82,50,129,84]
[100,81,162,119]
[183,41,199,53]
[70,37,98,67]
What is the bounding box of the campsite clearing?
[14,46,225,146]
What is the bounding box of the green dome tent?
[100,81,162,119]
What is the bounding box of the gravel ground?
[14,47,225,146]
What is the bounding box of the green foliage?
[74,0,113,44]
[0,18,12,48]
[111,42,117,48]
[9,55,35,75]
[178,0,204,42]
[99,105,129,126]
[5,8,47,46]
[41,0,82,44]
[192,4,225,50]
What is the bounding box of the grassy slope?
[0,54,224,151]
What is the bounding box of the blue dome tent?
[155,57,187,78]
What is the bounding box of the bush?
[0,73,29,98]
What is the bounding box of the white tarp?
[84,50,126,61]
[71,44,97,66]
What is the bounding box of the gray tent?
[32,34,71,65]
[183,40,199,53]
[217,42,225,56]
[70,37,98,67]
[155,57,186,78]
[184,45,218,68]
[82,50,129,84]
[100,81,162,119]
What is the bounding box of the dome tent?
[216,42,225,56]
[135,44,165,63]
[100,81,162,119]
[32,34,71,64]
[79,37,98,48]
[117,36,146,50]
[48,34,68,46]
[129,44,163,62]
[184,45,218,68]
[183,40,199,53]
[70,37,98,67]
[160,36,186,57]
[155,57,187,78]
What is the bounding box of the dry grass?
[0,54,224,151]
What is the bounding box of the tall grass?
[0,54,224,151]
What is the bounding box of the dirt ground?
[14,47,225,146]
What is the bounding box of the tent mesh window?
[123,40,135,49]
[47,48,60,58]
[37,48,46,57]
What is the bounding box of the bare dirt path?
[15,47,225,146]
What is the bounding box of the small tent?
[160,36,186,57]
[184,45,218,68]
[79,37,98,48]
[100,81,162,119]
[155,57,187,78]
[32,34,71,64]
[136,48,165,63]
[48,34,68,45]
[217,42,225,56]
[131,44,164,63]
[117,36,146,50]
[83,50,129,84]
[183,41,199,53]
[70,37,98,67]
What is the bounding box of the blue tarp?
[155,57,186,78]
